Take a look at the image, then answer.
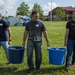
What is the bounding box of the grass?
[0,21,75,75]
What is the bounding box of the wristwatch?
[9,39,12,42]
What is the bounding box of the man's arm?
[22,30,28,46]
[43,31,50,47]
[64,28,69,46]
[6,27,12,45]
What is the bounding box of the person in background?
[0,15,12,64]
[64,11,75,71]
[22,11,50,72]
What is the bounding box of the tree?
[56,8,65,20]
[32,3,43,19]
[16,2,30,16]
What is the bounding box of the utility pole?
[50,0,52,22]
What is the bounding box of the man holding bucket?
[64,11,75,71]
[0,15,12,64]
[22,11,50,72]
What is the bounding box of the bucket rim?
[8,46,25,50]
[47,47,66,51]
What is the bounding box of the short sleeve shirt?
[66,20,75,40]
[0,19,9,41]
[25,20,46,38]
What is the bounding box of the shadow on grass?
[15,66,65,75]
[0,65,71,75]
[0,65,17,75]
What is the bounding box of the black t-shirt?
[0,19,9,41]
[25,20,46,41]
[66,20,75,40]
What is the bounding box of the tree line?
[16,2,65,20]
[16,2,43,19]
[0,2,65,21]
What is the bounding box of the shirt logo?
[36,24,39,27]
[0,23,3,26]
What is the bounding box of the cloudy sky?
[0,0,75,16]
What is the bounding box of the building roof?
[48,6,75,16]
[63,7,75,11]
[58,6,75,11]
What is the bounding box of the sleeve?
[41,22,46,31]
[3,20,9,28]
[66,21,70,29]
[25,22,29,31]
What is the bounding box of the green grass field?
[0,21,75,75]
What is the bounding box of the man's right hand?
[47,42,50,47]
[8,41,12,45]
[22,42,25,47]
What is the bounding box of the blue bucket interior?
[8,46,25,50]
[47,47,66,51]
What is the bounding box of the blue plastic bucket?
[47,47,66,65]
[8,46,25,64]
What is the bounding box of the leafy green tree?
[16,2,30,16]
[32,3,43,19]
[56,8,65,20]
